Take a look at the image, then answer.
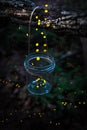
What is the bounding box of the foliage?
[32,64,87,110]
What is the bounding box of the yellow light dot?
[36,85,39,88]
[44,79,46,84]
[53,25,56,29]
[43,49,47,52]
[43,36,46,39]
[44,9,49,13]
[65,102,67,105]
[36,49,39,52]
[53,108,56,111]
[56,123,58,126]
[64,103,67,106]
[35,28,38,31]
[31,63,34,66]
[38,19,41,25]
[38,113,41,115]
[40,84,42,87]
[78,102,81,104]
[61,102,64,105]
[36,43,39,46]
[41,32,44,35]
[44,4,49,7]
[50,121,52,124]
[40,115,42,117]
[16,84,18,87]
[36,78,40,81]
[44,18,47,21]
[46,22,50,27]
[83,102,86,104]
[38,78,40,80]
[36,57,40,61]
[58,122,60,125]
[58,87,61,90]
[16,83,20,88]
[18,85,20,88]
[18,26,21,30]
[26,33,29,37]
[74,105,77,108]
[43,43,47,47]
[38,23,41,25]
[35,15,38,19]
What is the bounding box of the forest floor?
[0,44,87,130]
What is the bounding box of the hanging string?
[28,6,39,55]
[25,6,39,88]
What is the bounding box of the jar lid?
[24,52,55,75]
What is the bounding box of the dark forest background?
[0,0,87,130]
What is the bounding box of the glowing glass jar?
[24,52,55,95]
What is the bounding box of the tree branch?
[0,0,87,37]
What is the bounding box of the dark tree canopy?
[0,0,87,36]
